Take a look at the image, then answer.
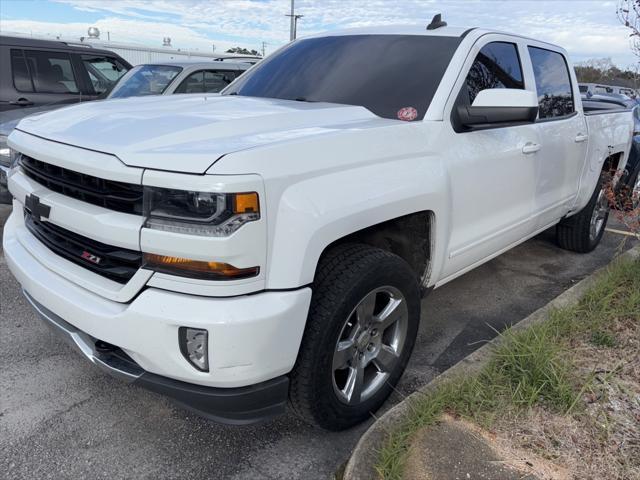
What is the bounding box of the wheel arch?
[313,211,435,289]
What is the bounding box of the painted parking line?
[605,228,637,237]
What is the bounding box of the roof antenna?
[427,13,447,30]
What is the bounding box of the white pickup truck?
[3,22,634,430]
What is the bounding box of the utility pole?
[288,0,295,41]
[285,0,303,41]
[261,41,268,57]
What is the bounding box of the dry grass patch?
[376,257,640,480]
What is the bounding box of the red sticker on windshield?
[397,107,418,121]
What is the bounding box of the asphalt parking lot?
[1,203,637,480]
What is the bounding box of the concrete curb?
[343,244,640,480]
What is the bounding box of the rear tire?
[288,244,420,430]
[556,174,610,253]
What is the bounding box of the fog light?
[179,327,209,372]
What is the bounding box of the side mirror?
[457,89,539,128]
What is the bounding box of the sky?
[0,0,637,67]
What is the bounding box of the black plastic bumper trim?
[23,289,289,425]
[135,372,289,425]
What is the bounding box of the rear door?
[525,45,588,228]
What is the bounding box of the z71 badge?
[81,250,102,265]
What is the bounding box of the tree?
[617,0,640,58]
[574,58,640,89]
[225,47,261,56]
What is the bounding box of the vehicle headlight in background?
[143,187,260,236]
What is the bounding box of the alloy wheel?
[331,286,408,405]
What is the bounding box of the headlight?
[143,187,260,236]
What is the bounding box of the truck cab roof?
[305,24,566,53]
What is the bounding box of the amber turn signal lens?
[233,192,259,214]
[144,253,259,280]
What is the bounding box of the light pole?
[285,0,303,41]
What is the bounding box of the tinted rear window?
[528,46,574,119]
[223,34,462,121]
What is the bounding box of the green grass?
[590,330,617,347]
[375,256,640,480]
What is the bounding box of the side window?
[22,50,79,94]
[203,70,236,93]
[10,49,34,92]
[465,42,524,104]
[528,47,574,119]
[175,71,205,93]
[81,55,129,95]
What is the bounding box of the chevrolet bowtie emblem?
[25,194,51,221]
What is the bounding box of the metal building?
[3,29,262,65]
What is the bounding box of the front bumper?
[4,208,312,422]
[23,291,289,424]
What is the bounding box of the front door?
[441,38,540,280]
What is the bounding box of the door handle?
[522,142,541,154]
[575,133,589,143]
[9,98,34,107]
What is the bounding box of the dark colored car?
[0,35,132,203]
[582,94,640,210]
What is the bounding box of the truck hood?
[15,94,388,174]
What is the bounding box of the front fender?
[209,120,452,290]
[265,156,449,289]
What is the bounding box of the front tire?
[288,244,420,430]
[556,174,610,253]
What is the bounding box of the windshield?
[109,65,182,99]
[223,34,462,121]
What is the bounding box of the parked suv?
[0,35,131,111]
[0,35,131,202]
